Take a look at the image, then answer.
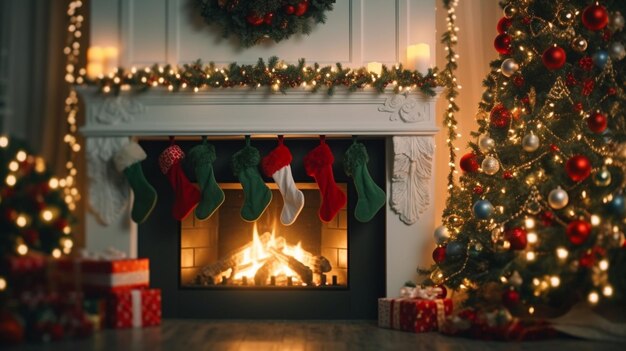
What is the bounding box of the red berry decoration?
[503,171,513,180]
[245,12,264,26]
[587,112,608,133]
[541,211,554,226]
[542,46,566,70]
[494,34,512,55]
[473,186,484,195]
[264,12,274,25]
[502,289,520,308]
[513,75,525,87]
[579,250,595,268]
[294,1,309,16]
[566,155,592,182]
[582,4,609,31]
[436,285,448,299]
[573,102,584,112]
[284,5,295,15]
[567,220,591,245]
[432,246,447,264]
[497,17,512,34]
[505,227,527,250]
[490,104,512,128]
[550,144,560,152]
[460,153,480,173]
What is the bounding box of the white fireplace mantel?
[79,87,440,296]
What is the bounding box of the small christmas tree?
[0,136,75,293]
[431,0,626,316]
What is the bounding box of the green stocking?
[232,136,272,222]
[344,140,386,222]
[189,138,225,220]
[114,141,158,224]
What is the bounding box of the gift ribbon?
[435,299,446,328]
[131,289,143,328]
[79,247,128,260]
[399,286,442,300]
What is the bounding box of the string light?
[0,277,6,291]
[17,243,28,255]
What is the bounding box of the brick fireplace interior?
[138,137,386,319]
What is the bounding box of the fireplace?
[181,183,349,289]
[137,138,386,319]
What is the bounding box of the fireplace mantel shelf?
[77,86,440,137]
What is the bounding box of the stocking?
[189,138,224,220]
[344,140,385,222]
[232,136,272,222]
[304,137,346,222]
[113,141,157,224]
[262,136,304,226]
[158,143,200,220]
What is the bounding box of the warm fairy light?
[17,244,28,255]
[603,285,614,297]
[533,278,540,286]
[591,215,601,226]
[49,177,59,189]
[527,232,538,244]
[550,276,560,287]
[15,150,27,162]
[41,210,54,222]
[526,251,536,261]
[556,247,569,260]
[62,238,74,249]
[599,259,609,271]
[16,215,27,228]
[0,277,6,291]
[525,218,535,229]
[0,136,8,147]
[52,248,62,258]
[588,291,599,304]
[8,161,19,171]
[528,306,535,314]
[63,226,71,234]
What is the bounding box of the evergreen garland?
[197,0,335,47]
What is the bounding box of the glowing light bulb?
[0,277,6,290]
[550,276,560,287]
[17,244,28,255]
[603,285,613,297]
[588,291,599,304]
[526,251,536,261]
[16,215,27,228]
[42,210,54,222]
[8,161,19,171]
[599,259,609,271]
[6,174,16,186]
[52,248,62,258]
[525,218,535,229]
[0,136,8,147]
[591,215,601,226]
[16,150,27,162]
[63,226,71,234]
[49,178,59,189]
[556,247,569,260]
[527,232,538,244]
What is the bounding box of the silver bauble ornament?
[593,167,612,187]
[557,6,576,26]
[478,135,495,153]
[609,11,625,32]
[548,187,569,209]
[434,225,451,245]
[503,4,517,19]
[501,58,519,77]
[482,156,500,175]
[609,42,626,61]
[509,271,523,287]
[571,37,588,52]
[522,132,540,152]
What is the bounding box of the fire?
[232,223,311,286]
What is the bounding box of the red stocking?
[159,144,200,220]
[304,137,347,222]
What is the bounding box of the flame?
[232,223,311,286]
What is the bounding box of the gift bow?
[78,247,128,260]
[399,286,443,300]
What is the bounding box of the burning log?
[311,256,332,274]
[270,247,313,285]
[254,257,278,286]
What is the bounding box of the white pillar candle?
[86,46,104,79]
[367,61,383,76]
[103,46,119,76]
[406,43,431,73]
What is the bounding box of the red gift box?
[2,253,47,274]
[55,257,150,294]
[378,297,453,333]
[106,289,161,329]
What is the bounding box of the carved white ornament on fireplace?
[79,86,439,295]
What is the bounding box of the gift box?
[378,297,453,333]
[2,253,47,274]
[55,257,150,295]
[106,289,161,329]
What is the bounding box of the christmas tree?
[0,136,75,294]
[431,0,626,316]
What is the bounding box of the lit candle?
[103,46,119,76]
[367,61,383,76]
[86,46,104,79]
[406,43,431,73]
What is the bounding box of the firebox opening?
[180,183,348,289]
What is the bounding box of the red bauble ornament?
[587,112,607,133]
[473,186,484,195]
[245,13,264,26]
[513,75,525,87]
[460,153,480,173]
[550,144,560,152]
[573,102,584,112]
[541,211,554,226]
[567,220,591,245]
[494,34,512,55]
[294,1,309,16]
[264,12,274,25]
[505,227,527,250]
[502,289,520,308]
[497,17,512,34]
[542,46,566,70]
[432,246,447,263]
[503,171,513,180]
[437,285,448,299]
[607,87,617,96]
[582,4,609,31]
[490,104,512,128]
[578,56,594,71]
[579,250,595,268]
[284,5,295,15]
[566,155,592,182]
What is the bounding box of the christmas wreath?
[196,0,336,47]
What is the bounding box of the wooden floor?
[5,320,625,351]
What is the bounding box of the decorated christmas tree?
[430,0,626,316]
